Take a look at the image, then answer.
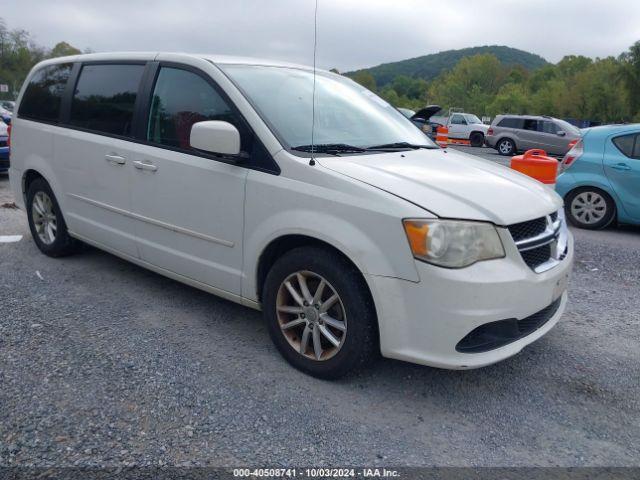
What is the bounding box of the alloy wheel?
[571,191,607,225]
[276,271,347,361]
[32,191,57,245]
[499,140,513,154]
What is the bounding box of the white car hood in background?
[318,148,562,226]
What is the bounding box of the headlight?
[402,219,505,268]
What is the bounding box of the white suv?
[9,53,573,378]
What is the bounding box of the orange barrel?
[436,126,448,148]
[510,149,558,186]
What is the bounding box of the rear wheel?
[26,178,80,257]
[262,246,378,379]
[565,187,616,230]
[497,138,516,156]
[470,132,484,147]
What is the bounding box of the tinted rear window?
[613,134,637,158]
[18,63,73,122]
[497,117,524,129]
[69,64,145,136]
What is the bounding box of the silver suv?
[485,115,582,156]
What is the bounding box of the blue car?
[556,124,640,229]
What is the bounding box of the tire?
[262,246,378,379]
[26,178,80,257]
[565,187,616,230]
[470,132,484,147]
[497,138,516,156]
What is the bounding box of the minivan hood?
[318,148,562,225]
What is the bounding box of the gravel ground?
[0,171,639,468]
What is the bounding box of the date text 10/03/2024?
[232,468,400,478]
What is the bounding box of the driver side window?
[148,67,240,151]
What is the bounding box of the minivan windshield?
[220,64,437,153]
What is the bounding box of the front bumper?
[367,229,574,369]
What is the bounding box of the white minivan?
[9,53,573,378]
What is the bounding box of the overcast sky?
[1,0,639,71]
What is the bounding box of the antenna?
[309,0,319,166]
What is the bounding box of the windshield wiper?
[291,143,366,155]
[365,142,438,151]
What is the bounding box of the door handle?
[133,160,158,172]
[105,154,126,165]
[610,163,631,171]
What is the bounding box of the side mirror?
[190,121,241,156]
[557,131,566,137]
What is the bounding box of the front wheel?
[565,188,616,230]
[262,246,378,379]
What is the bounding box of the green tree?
[49,41,81,58]
[0,17,82,98]
[557,55,592,78]
[487,83,531,116]
[428,54,506,115]
[619,41,640,116]
[350,70,376,91]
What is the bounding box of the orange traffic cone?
[436,126,448,148]
[511,149,559,187]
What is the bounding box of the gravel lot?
[1,166,639,468]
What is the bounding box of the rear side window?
[523,119,539,131]
[613,134,638,158]
[450,114,466,125]
[69,64,145,136]
[497,117,523,129]
[147,67,239,150]
[18,63,72,122]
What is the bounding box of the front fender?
[242,168,423,302]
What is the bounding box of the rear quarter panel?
[8,118,60,209]
[555,132,626,217]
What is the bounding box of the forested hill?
[347,45,549,86]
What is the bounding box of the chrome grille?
[508,211,567,273]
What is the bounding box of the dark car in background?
[486,114,581,156]
[0,120,9,173]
